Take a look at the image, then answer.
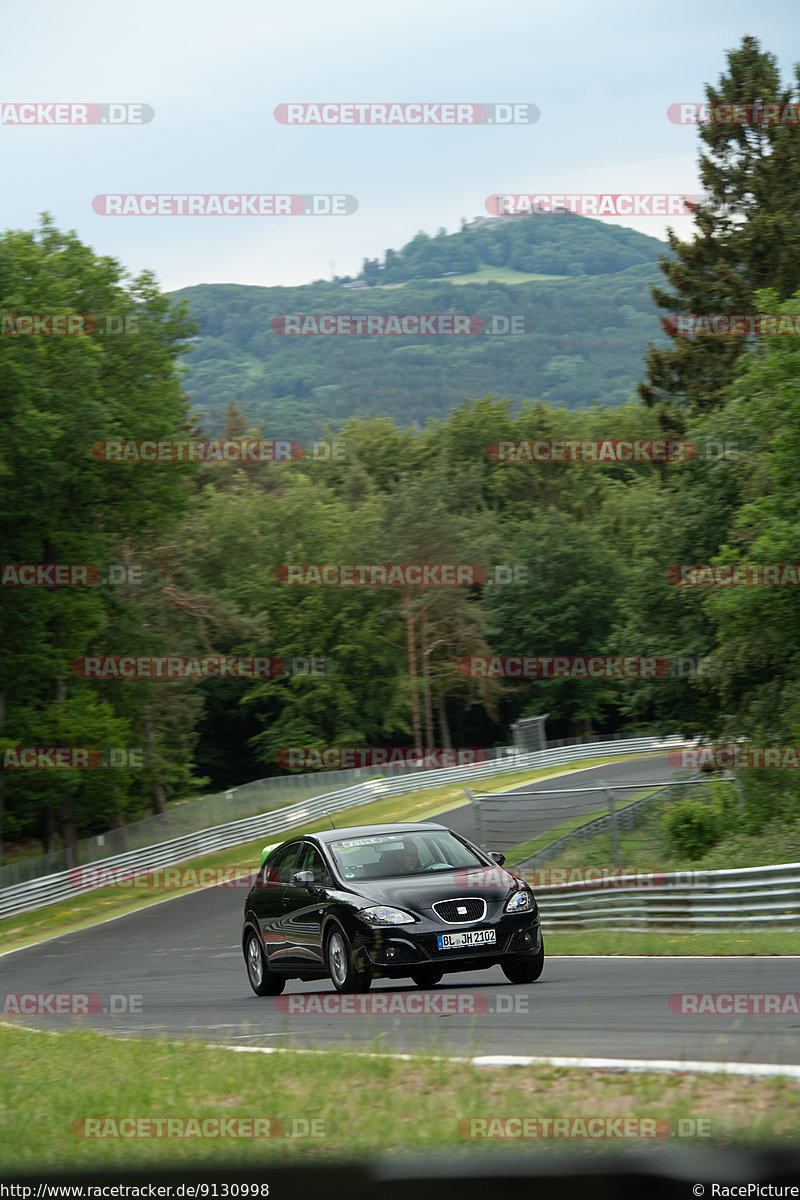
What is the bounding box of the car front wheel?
[501,939,544,985]
[326,926,371,993]
[245,930,285,996]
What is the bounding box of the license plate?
[437,929,496,950]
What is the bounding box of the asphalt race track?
[2,755,799,1067]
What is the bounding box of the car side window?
[262,842,300,886]
[294,843,332,886]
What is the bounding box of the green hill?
[169,213,672,441]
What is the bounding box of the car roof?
[273,822,449,848]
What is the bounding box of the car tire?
[325,925,371,993]
[245,929,285,996]
[501,938,545,985]
[410,968,443,989]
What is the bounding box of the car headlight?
[505,888,535,914]
[356,905,416,926]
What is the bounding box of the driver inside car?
[400,842,422,872]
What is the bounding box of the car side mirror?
[290,870,316,888]
[487,851,506,866]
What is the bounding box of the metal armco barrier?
[0,737,687,920]
[0,735,645,889]
[533,861,800,930]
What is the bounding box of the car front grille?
[432,897,487,924]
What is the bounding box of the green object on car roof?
[259,841,283,867]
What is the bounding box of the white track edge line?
[221,1043,800,1079]
[3,1019,798,1080]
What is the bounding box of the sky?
[1,0,798,292]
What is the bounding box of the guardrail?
[0,750,512,888]
[0,734,646,888]
[0,736,687,921]
[534,861,800,930]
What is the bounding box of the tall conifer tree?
[640,35,800,434]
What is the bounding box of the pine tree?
[639,35,800,435]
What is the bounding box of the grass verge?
[519,794,800,880]
[0,1024,797,1169]
[544,930,800,956]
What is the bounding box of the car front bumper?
[353,912,542,976]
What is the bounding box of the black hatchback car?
[242,821,544,994]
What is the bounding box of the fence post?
[464,787,482,846]
[723,770,745,815]
[602,782,622,875]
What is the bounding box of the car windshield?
[327,830,484,879]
